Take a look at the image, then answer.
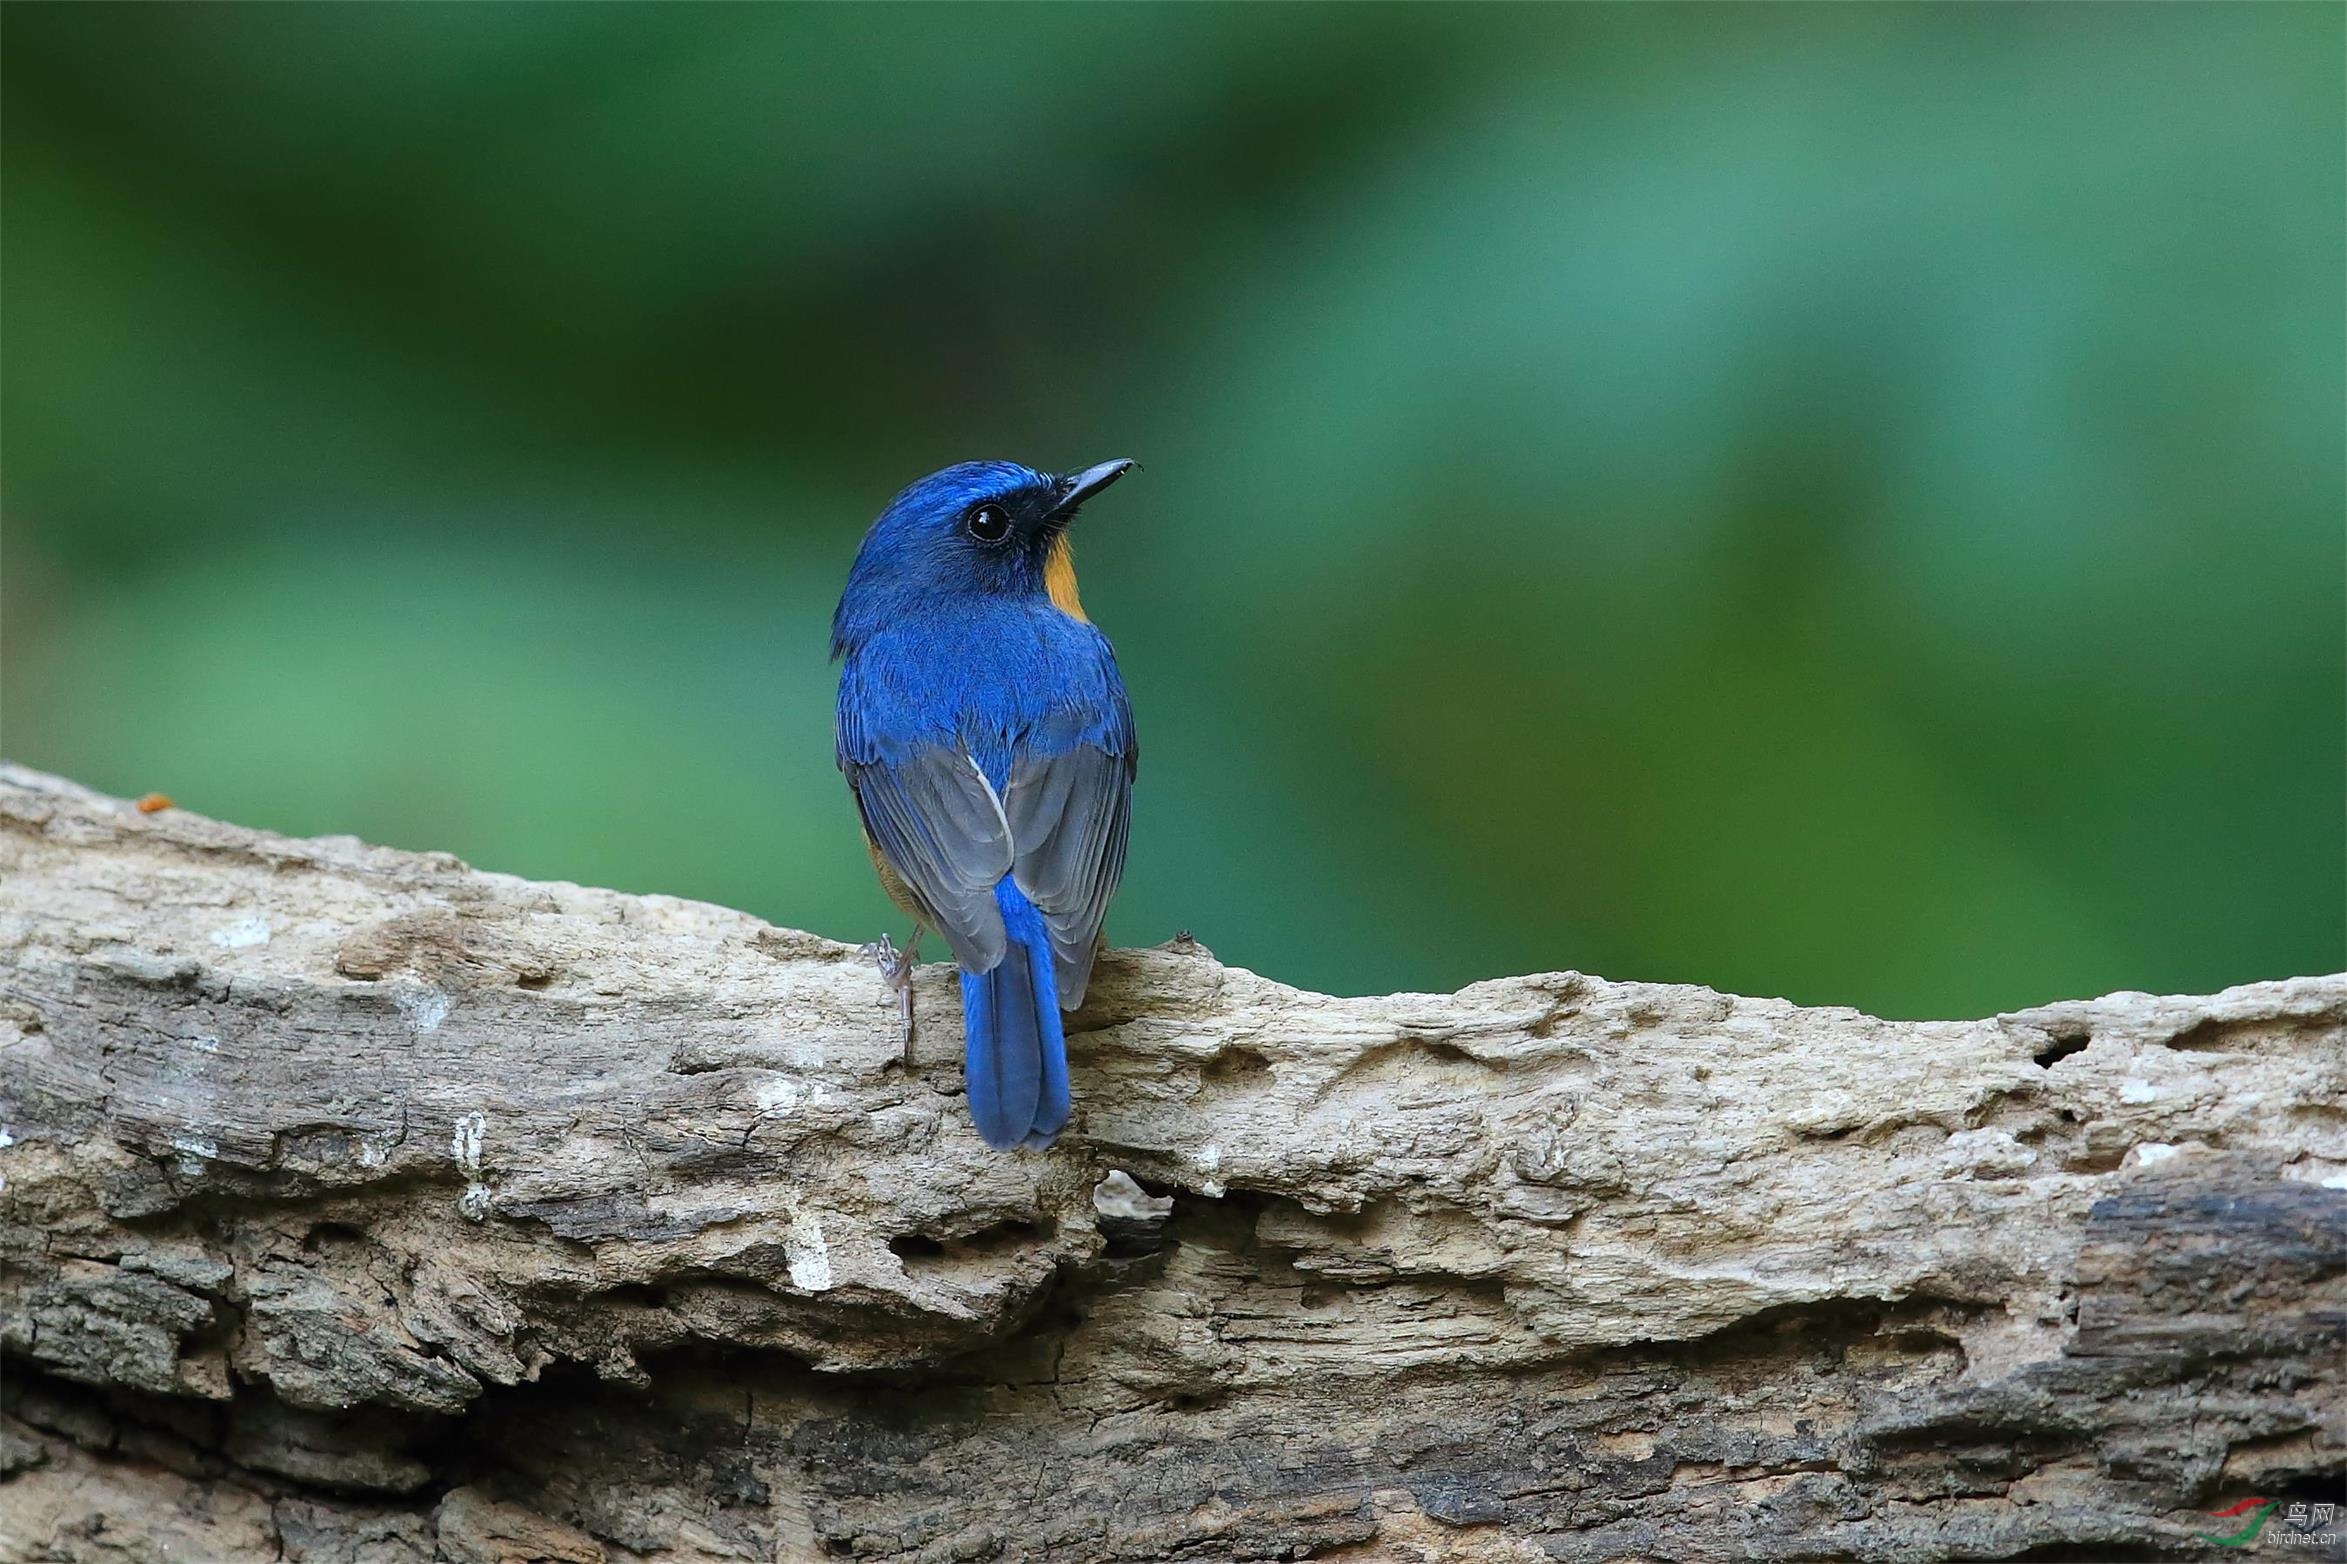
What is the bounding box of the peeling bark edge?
[0,762,2340,1564]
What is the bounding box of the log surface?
[0,764,2340,1562]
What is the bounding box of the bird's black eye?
[965,503,1012,544]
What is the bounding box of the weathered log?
[0,763,2339,1562]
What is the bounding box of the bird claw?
[859,931,921,1064]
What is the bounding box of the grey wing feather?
[1006,745,1134,1007]
[849,745,1013,973]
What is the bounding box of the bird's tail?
[960,880,1071,1150]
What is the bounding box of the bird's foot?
[859,930,922,1063]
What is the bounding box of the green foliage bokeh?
[4,3,2340,1016]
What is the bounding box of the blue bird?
[832,459,1138,1150]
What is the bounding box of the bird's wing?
[1006,738,1134,1009]
[845,744,1013,973]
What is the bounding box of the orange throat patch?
[1044,534,1089,623]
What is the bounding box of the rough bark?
[0,762,2339,1563]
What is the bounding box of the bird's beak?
[1047,458,1137,521]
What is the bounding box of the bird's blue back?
[833,460,1137,1149]
[839,600,1131,790]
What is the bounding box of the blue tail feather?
[961,880,1071,1150]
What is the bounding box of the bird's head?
[832,458,1135,653]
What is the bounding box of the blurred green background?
[4,4,2340,1017]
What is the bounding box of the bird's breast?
[1044,535,1088,624]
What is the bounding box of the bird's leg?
[859,925,924,1063]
